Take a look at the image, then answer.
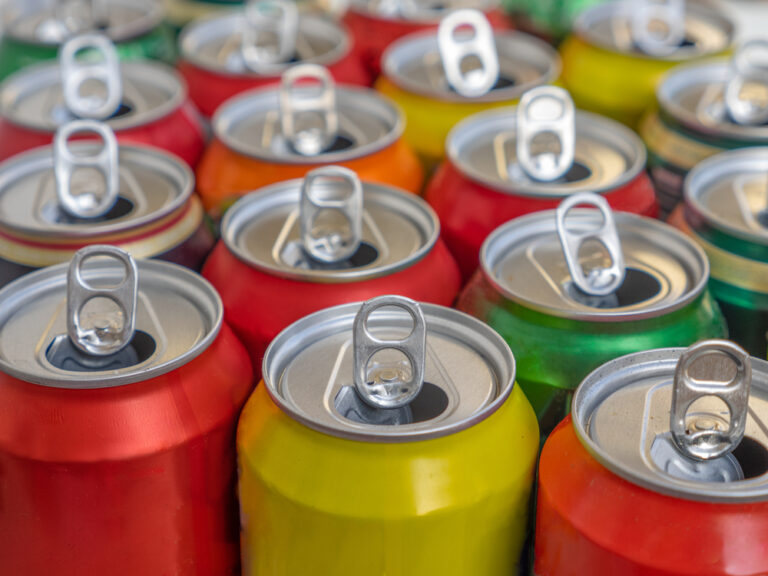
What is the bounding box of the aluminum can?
[668,147,768,358]
[427,86,656,279]
[178,1,368,118]
[0,0,175,81]
[458,193,726,436]
[0,34,206,167]
[560,1,735,128]
[0,245,254,576]
[238,295,540,575]
[164,0,244,33]
[502,0,606,41]
[0,120,213,287]
[642,42,768,218]
[197,64,423,219]
[376,10,560,168]
[536,340,768,576]
[203,166,461,374]
[343,0,510,79]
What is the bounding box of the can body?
[164,0,242,34]
[502,0,605,40]
[0,323,254,576]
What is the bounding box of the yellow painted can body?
[238,382,539,576]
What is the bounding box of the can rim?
[346,0,499,24]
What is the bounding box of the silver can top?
[481,198,708,321]
[347,0,498,22]
[0,245,222,389]
[573,341,768,502]
[574,1,734,61]
[220,166,439,282]
[263,295,517,442]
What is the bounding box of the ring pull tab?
[556,192,626,297]
[241,0,298,72]
[300,166,363,263]
[671,340,751,461]
[54,120,119,219]
[353,296,426,410]
[280,64,339,156]
[726,41,768,126]
[631,0,686,56]
[60,33,122,120]
[437,9,499,98]
[67,245,138,357]
[516,86,575,182]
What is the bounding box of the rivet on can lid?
[725,40,768,126]
[60,33,122,120]
[631,0,686,57]
[241,0,298,73]
[54,120,120,219]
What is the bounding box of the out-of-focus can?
[164,0,243,33]
[238,295,540,575]
[376,9,560,168]
[178,0,368,118]
[197,64,423,218]
[502,0,606,41]
[0,120,213,286]
[668,148,768,358]
[536,340,768,575]
[560,0,735,127]
[643,42,768,218]
[0,245,254,576]
[458,193,726,436]
[427,86,656,279]
[0,0,175,80]
[203,166,460,372]
[0,34,206,167]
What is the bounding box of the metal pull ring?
[54,120,119,219]
[353,296,427,410]
[60,33,122,120]
[556,192,626,297]
[280,64,339,157]
[241,0,298,72]
[631,0,686,57]
[67,245,138,357]
[726,41,768,126]
[300,166,363,263]
[671,340,751,461]
[516,86,575,182]
[437,9,499,98]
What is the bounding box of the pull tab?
[280,64,339,157]
[241,0,298,72]
[54,120,119,219]
[353,296,426,410]
[671,340,751,461]
[300,166,363,263]
[60,33,122,120]
[437,10,499,98]
[631,0,686,56]
[516,86,575,182]
[726,41,768,126]
[67,245,137,357]
[556,192,626,297]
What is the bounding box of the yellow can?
[560,1,734,128]
[238,296,539,576]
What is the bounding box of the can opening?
[447,73,515,94]
[281,240,378,270]
[45,329,156,372]
[334,381,449,426]
[42,195,134,224]
[566,267,661,308]
[732,436,768,479]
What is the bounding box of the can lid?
[447,103,645,197]
[573,341,768,502]
[4,0,164,45]
[348,0,499,23]
[481,198,708,321]
[263,295,516,442]
[0,245,222,389]
[213,64,402,163]
[179,4,351,77]
[574,1,734,61]
[220,166,438,282]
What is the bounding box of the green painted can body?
[502,0,606,39]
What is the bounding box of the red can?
[203,166,461,373]
[426,86,657,279]
[0,34,206,167]
[178,1,369,118]
[0,246,253,576]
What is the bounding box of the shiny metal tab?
[280,65,339,157]
[631,0,686,57]
[60,34,122,120]
[726,41,768,126]
[241,0,298,72]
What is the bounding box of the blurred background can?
[502,0,606,41]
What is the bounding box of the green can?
[0,0,175,80]
[163,0,243,35]
[457,192,727,437]
[502,0,607,41]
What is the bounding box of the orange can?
[196,63,423,218]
